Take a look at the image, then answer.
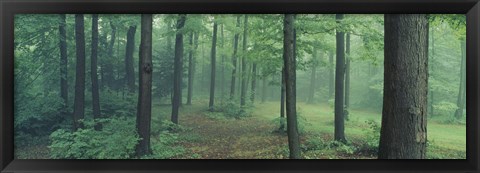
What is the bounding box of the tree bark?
[378,14,428,159]
[454,39,466,119]
[283,14,301,159]
[328,51,334,99]
[136,14,153,157]
[59,14,68,108]
[345,32,351,121]
[187,32,195,105]
[230,16,241,100]
[240,15,248,106]
[171,14,186,124]
[250,63,257,104]
[280,68,286,131]
[334,14,346,143]
[73,14,86,131]
[125,25,137,93]
[91,14,101,130]
[209,21,218,111]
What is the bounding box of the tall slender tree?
[378,14,428,159]
[209,21,218,110]
[334,14,346,143]
[307,44,318,104]
[240,15,248,106]
[186,32,195,105]
[136,14,153,156]
[230,16,241,99]
[73,14,86,131]
[91,14,101,130]
[59,14,68,108]
[328,51,334,99]
[250,63,257,103]
[344,33,351,121]
[280,68,286,131]
[220,24,226,103]
[283,14,301,159]
[171,14,186,124]
[125,25,137,92]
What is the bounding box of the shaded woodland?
[14,14,466,159]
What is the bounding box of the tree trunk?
[91,14,101,130]
[261,75,267,103]
[308,45,317,104]
[345,32,351,121]
[283,14,301,159]
[250,63,257,104]
[104,22,116,89]
[334,14,346,143]
[220,24,226,103]
[209,21,218,111]
[280,68,286,131]
[73,14,86,131]
[125,25,137,93]
[230,16,241,100]
[454,39,466,119]
[136,14,153,157]
[378,14,428,159]
[59,14,68,108]
[171,14,186,124]
[240,15,248,106]
[187,32,195,105]
[328,51,334,100]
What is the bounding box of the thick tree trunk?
[454,40,466,119]
[345,33,351,121]
[240,15,248,106]
[230,16,241,100]
[171,14,186,124]
[59,14,68,108]
[104,22,116,89]
[136,14,153,157]
[91,14,102,130]
[73,14,86,131]
[334,14,346,143]
[125,25,137,93]
[328,51,334,99]
[209,21,218,111]
[378,14,428,159]
[283,14,301,159]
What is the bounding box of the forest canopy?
[14,14,466,159]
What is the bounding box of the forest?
[13,14,466,159]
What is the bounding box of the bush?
[49,117,140,159]
[304,137,326,151]
[151,119,189,136]
[211,100,252,119]
[271,111,309,134]
[433,101,457,117]
[358,120,380,155]
[100,90,137,117]
[148,131,187,159]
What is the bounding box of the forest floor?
[17,99,466,159]
[152,99,466,159]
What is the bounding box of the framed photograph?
[1,0,479,172]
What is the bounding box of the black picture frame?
[1,0,479,172]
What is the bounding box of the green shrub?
[15,94,65,136]
[151,119,189,136]
[100,90,137,117]
[211,100,252,119]
[325,141,357,155]
[304,137,326,151]
[271,112,309,134]
[49,117,140,159]
[358,120,380,155]
[433,101,458,117]
[148,131,186,159]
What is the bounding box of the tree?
[240,15,248,106]
[280,68,286,131]
[91,14,101,130]
[171,14,186,124]
[250,63,257,104]
[328,50,334,99]
[230,16,241,99]
[209,21,218,110]
[334,14,346,143]
[73,14,86,131]
[283,14,301,159]
[103,21,116,89]
[136,14,153,157]
[344,33,351,121]
[186,32,195,105]
[125,25,137,92]
[378,14,428,159]
[454,39,466,119]
[307,44,318,104]
[59,14,68,108]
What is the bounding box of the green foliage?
[211,100,252,119]
[148,131,187,159]
[151,119,189,136]
[271,111,309,134]
[433,101,458,117]
[358,120,380,154]
[100,90,137,117]
[49,117,140,159]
